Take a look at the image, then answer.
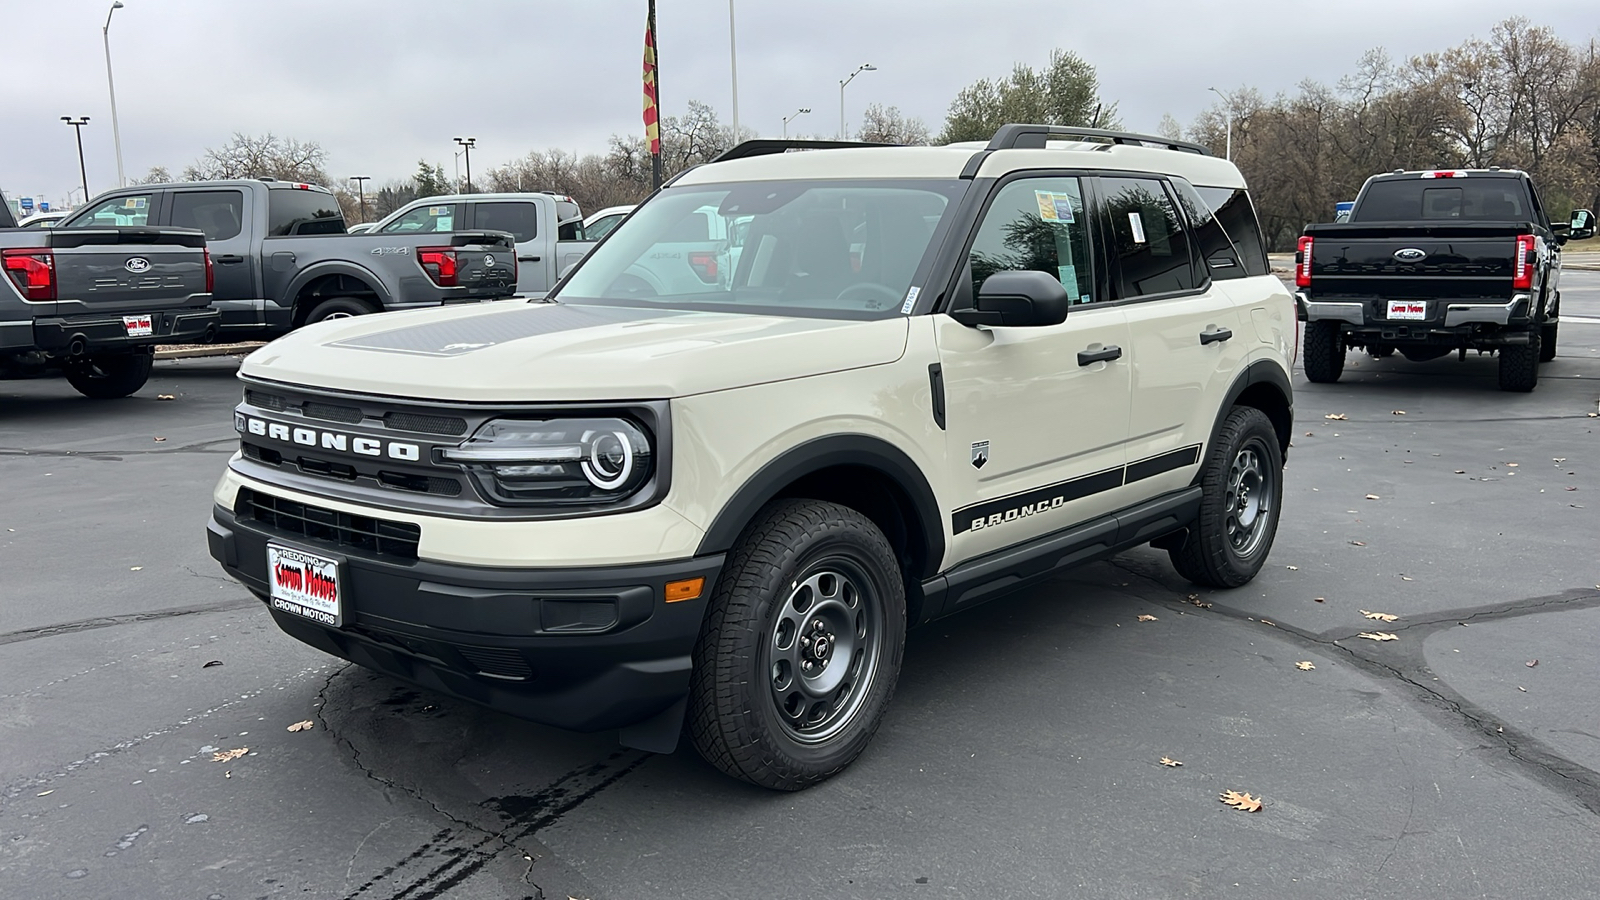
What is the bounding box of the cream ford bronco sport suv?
[207,126,1295,790]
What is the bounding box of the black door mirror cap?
[953,270,1070,328]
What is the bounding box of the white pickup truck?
[373,193,593,296]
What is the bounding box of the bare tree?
[857,104,931,145]
[182,133,331,185]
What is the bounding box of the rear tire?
[63,351,153,399]
[303,296,377,326]
[1302,321,1344,383]
[1498,330,1540,392]
[1169,406,1283,589]
[1539,323,1558,363]
[689,499,906,791]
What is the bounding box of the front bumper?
[33,307,219,352]
[208,505,723,732]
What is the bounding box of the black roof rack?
[711,139,898,163]
[985,125,1210,156]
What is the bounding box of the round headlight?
[582,430,634,489]
[442,417,654,507]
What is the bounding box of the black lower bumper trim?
[208,505,723,732]
[33,308,219,351]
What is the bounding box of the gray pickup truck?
[58,180,518,339]
[2,188,217,398]
[373,192,595,296]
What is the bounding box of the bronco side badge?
[971,440,989,469]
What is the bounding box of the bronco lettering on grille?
[235,413,420,462]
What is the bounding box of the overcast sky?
[4,0,1595,208]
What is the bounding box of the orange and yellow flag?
[643,8,661,155]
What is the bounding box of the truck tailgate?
[1303,222,1524,299]
[49,228,212,314]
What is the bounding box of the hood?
[240,300,910,402]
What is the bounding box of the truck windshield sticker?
[901,286,921,315]
[1127,212,1146,244]
[428,206,449,216]
[1034,191,1075,223]
[123,197,147,209]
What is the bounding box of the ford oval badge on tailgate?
[1393,248,1427,263]
[124,257,151,273]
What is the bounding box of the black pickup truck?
[1296,169,1595,391]
[58,180,518,340]
[2,188,218,398]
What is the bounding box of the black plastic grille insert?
[236,488,420,561]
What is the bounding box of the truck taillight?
[2,248,56,301]
[688,251,718,283]
[204,248,215,294]
[1295,236,1313,288]
[418,247,459,287]
[1512,234,1535,290]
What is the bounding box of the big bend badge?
[971,440,989,469]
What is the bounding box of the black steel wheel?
[1169,406,1284,588]
[689,499,905,790]
[63,351,153,399]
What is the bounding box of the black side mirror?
[1569,209,1595,241]
[950,270,1070,328]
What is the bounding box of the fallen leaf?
[286,720,314,733]
[1401,576,1413,582]
[1567,487,1578,491]
[1358,631,1399,642]
[1391,410,1406,415]
[1314,597,1325,603]
[1286,565,1299,570]
[1365,494,1381,500]
[37,789,54,797]
[1505,462,1519,467]
[211,748,248,763]
[1304,431,1314,437]
[1220,790,1263,812]
[156,394,175,401]
[1295,661,1316,671]
[1360,610,1400,622]
[1525,660,1538,668]
[224,771,232,778]
[1160,757,1183,767]
[1454,470,1466,474]
[1554,458,1566,463]
[1325,413,1348,420]
[1518,686,1527,692]
[202,660,223,668]
[1137,614,1158,622]
[153,437,167,442]
[1350,541,1367,547]
[1260,619,1276,626]
[130,566,143,571]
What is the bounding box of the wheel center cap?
[813,637,831,660]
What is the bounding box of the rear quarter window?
[268,189,345,236]
[1194,186,1269,278]
[170,190,245,241]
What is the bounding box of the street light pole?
[103,1,126,187]
[727,0,740,142]
[1208,86,1232,161]
[62,117,92,201]
[783,107,811,139]
[349,176,370,222]
[453,137,476,193]
[839,64,876,140]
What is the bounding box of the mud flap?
[618,696,686,754]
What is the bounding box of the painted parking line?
[1559,315,1600,324]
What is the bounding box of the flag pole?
[646,0,663,190]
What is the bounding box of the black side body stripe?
[1125,445,1201,484]
[951,445,1202,535]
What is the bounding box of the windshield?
[555,179,965,319]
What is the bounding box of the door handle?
[216,254,244,264]
[1199,327,1234,345]
[517,255,540,262]
[1077,345,1123,366]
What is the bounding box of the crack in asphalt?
[0,597,257,647]
[1105,558,1600,816]
[0,437,236,459]
[316,666,639,900]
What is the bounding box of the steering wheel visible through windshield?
[554,179,966,319]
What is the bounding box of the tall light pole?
[62,117,91,201]
[103,1,126,187]
[727,0,740,142]
[1208,86,1232,161]
[783,108,811,139]
[349,175,370,222]
[453,137,476,193]
[839,64,876,140]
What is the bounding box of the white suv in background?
[207,125,1295,790]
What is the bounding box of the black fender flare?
[695,434,946,580]
[285,261,393,312]
[1208,359,1294,462]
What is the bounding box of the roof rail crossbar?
[986,125,1211,156]
[711,139,899,163]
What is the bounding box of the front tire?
[1498,329,1540,392]
[1169,406,1284,588]
[63,351,153,399]
[1302,321,1345,383]
[689,499,906,791]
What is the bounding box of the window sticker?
[901,286,921,315]
[428,206,449,216]
[435,217,454,231]
[1127,211,1147,244]
[123,197,147,209]
[1057,264,1079,290]
[1034,191,1076,223]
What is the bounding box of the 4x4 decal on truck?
[952,445,1201,534]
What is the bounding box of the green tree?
[939,50,1119,144]
[411,160,450,199]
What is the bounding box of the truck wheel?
[689,499,905,791]
[63,351,154,399]
[1539,323,1558,363]
[1498,330,1540,392]
[1302,321,1344,383]
[304,296,377,325]
[1169,406,1283,589]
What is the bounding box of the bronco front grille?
[236,488,420,561]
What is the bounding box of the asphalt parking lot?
[3,276,1599,900]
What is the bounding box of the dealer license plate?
[122,314,154,337]
[267,544,342,627]
[1386,300,1426,321]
